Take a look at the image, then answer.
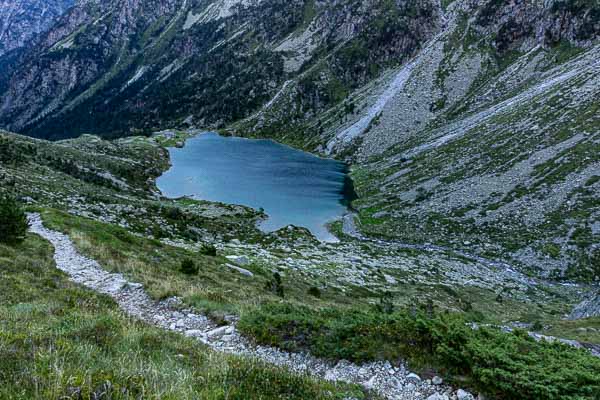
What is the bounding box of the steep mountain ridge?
[0,0,439,139]
[351,42,599,281]
[242,0,599,152]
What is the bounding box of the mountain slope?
[0,0,439,139]
[352,43,600,281]
[0,0,74,57]
[2,1,600,397]
[0,0,598,278]
[238,0,600,281]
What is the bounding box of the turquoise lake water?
[156,132,352,241]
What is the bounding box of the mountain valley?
[1,0,600,399]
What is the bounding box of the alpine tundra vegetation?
[0,0,599,399]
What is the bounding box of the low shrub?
[375,291,394,314]
[265,272,284,297]
[0,195,29,244]
[180,258,198,275]
[307,286,321,298]
[239,303,600,399]
[199,244,217,256]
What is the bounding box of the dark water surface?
[156,132,352,241]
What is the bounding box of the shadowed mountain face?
[0,0,440,139]
[0,0,597,143]
[0,0,74,57]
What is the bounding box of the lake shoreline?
[156,131,354,242]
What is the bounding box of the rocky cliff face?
[0,0,74,57]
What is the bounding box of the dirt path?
[28,212,457,400]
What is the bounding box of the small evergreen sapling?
[0,195,29,244]
[307,286,321,298]
[199,244,217,256]
[180,258,198,275]
[266,272,284,297]
[376,291,394,314]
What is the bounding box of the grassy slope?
[38,206,597,344]
[13,207,600,399]
[37,207,366,316]
[0,234,367,400]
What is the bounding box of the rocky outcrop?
[570,293,600,320]
[0,0,74,57]
[472,0,600,50]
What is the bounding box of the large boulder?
[569,293,600,319]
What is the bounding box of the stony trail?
[28,213,458,400]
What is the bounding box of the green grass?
[550,40,585,65]
[239,302,600,400]
[36,208,572,333]
[542,318,600,345]
[36,208,368,317]
[151,130,195,148]
[0,235,368,400]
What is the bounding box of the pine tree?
[0,195,29,244]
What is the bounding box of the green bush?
[0,195,29,244]
[239,303,600,399]
[375,291,394,314]
[180,258,198,275]
[307,286,321,298]
[199,244,217,256]
[265,272,284,297]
